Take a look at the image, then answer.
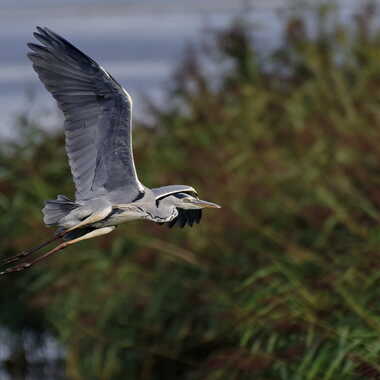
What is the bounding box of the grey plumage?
[0,27,220,275]
[28,26,142,203]
[43,195,78,226]
[152,185,198,200]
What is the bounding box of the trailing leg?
[0,226,115,275]
[0,234,63,268]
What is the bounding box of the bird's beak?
[190,199,221,209]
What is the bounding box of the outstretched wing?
[28,27,144,203]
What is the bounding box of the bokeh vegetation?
[2,3,380,379]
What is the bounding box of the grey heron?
[1,27,220,275]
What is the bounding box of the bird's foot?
[0,262,32,275]
[0,250,31,267]
[0,234,64,269]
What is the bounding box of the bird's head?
[172,192,221,210]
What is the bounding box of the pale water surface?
[0,0,361,138]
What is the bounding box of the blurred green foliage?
[2,3,380,379]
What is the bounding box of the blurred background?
[1,0,380,379]
[0,0,359,138]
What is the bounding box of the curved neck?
[145,196,178,223]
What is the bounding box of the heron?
[0,27,220,275]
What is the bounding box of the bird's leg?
[0,206,112,268]
[0,226,115,275]
[0,234,63,267]
[0,227,74,268]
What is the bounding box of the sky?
[0,0,361,138]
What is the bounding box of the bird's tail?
[42,195,79,226]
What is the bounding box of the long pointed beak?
[191,199,221,209]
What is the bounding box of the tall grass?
[1,3,380,379]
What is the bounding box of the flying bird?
[1,27,220,275]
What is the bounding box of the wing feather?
[167,209,202,229]
[28,26,143,202]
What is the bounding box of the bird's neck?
[150,197,178,223]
